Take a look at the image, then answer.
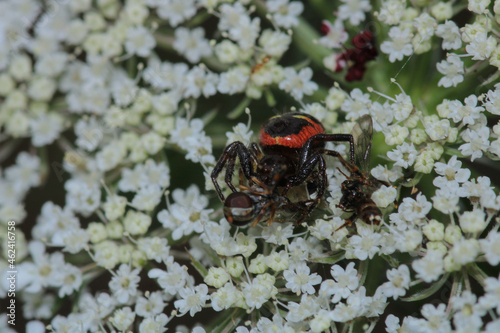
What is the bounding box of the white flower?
[393,228,424,252]
[110,70,138,107]
[131,184,163,211]
[9,53,32,81]
[225,256,244,278]
[377,0,405,25]
[228,16,260,50]
[74,116,104,151]
[414,12,437,40]
[267,0,304,28]
[484,88,500,115]
[310,309,333,333]
[385,314,401,333]
[451,291,485,332]
[260,222,294,245]
[284,262,322,295]
[371,165,403,183]
[169,118,214,164]
[423,220,445,241]
[137,237,170,263]
[318,20,348,48]
[347,224,382,260]
[173,27,212,63]
[217,66,250,95]
[4,152,41,193]
[102,195,128,221]
[386,142,418,168]
[214,40,241,64]
[380,27,414,62]
[436,21,462,50]
[258,29,292,57]
[211,283,241,311]
[412,250,445,283]
[398,193,432,223]
[466,32,497,60]
[29,112,64,147]
[61,228,89,254]
[481,274,500,313]
[64,177,101,216]
[96,140,127,172]
[449,238,480,266]
[17,241,64,293]
[371,185,398,209]
[286,295,320,322]
[337,0,371,25]
[138,314,169,333]
[93,241,120,269]
[341,88,371,120]
[256,314,294,333]
[278,67,318,100]
[480,231,500,266]
[266,250,290,272]
[437,54,464,87]
[204,267,230,289]
[148,261,193,295]
[459,208,487,233]
[432,187,460,214]
[287,237,317,262]
[125,26,156,57]
[248,254,268,274]
[174,284,210,317]
[143,58,188,90]
[56,263,83,297]
[419,303,452,333]
[448,95,484,125]
[459,126,490,161]
[330,287,370,322]
[392,93,413,121]
[35,51,68,77]
[218,3,248,31]
[110,307,135,331]
[379,265,411,300]
[241,274,277,309]
[109,264,141,304]
[462,176,496,208]
[326,262,359,303]
[419,126,438,149]
[468,0,492,14]
[157,0,196,26]
[384,124,409,145]
[157,185,210,240]
[123,210,152,236]
[184,66,219,99]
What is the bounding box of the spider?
[211,112,355,226]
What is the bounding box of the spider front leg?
[298,133,355,167]
[211,141,256,201]
[284,152,329,218]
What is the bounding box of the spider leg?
[251,200,273,227]
[211,141,255,201]
[283,153,329,223]
[298,133,355,167]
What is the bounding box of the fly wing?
[351,115,373,172]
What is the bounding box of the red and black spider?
[211,112,355,226]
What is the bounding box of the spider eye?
[224,192,256,226]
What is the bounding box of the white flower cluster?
[1,0,500,332]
